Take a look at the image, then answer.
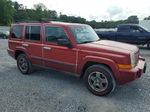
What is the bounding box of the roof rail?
[14,18,64,24]
[14,19,50,23]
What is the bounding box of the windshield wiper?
[96,38,101,41]
[80,39,100,44]
[79,41,94,44]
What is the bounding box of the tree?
[14,1,24,11]
[126,16,139,24]
[59,14,86,23]
[0,0,140,28]
[13,2,58,22]
[144,16,150,20]
[0,0,15,25]
[33,3,47,11]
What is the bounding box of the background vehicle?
[0,26,10,39]
[7,21,146,96]
[96,24,150,49]
[0,31,9,39]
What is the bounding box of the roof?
[12,20,87,27]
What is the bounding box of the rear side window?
[118,26,130,32]
[45,26,68,43]
[12,26,23,39]
[25,26,41,41]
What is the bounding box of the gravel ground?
[0,39,150,112]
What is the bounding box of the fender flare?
[77,56,120,82]
[15,47,30,59]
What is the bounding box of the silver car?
[0,31,9,39]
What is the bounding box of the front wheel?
[84,65,116,96]
[3,35,7,39]
[17,54,33,74]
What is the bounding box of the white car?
[0,31,9,39]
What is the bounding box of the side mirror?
[140,30,146,33]
[57,38,72,48]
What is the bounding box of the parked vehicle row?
[7,21,146,96]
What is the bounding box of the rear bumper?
[7,48,15,59]
[118,58,146,85]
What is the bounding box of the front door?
[43,25,77,72]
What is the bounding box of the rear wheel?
[17,54,33,74]
[84,64,116,96]
[3,35,7,39]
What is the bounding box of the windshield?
[70,25,100,44]
[139,26,149,32]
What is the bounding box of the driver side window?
[45,26,69,43]
[130,26,140,33]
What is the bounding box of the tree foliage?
[126,16,139,24]
[14,3,57,21]
[144,16,150,20]
[33,3,47,11]
[0,0,15,25]
[59,15,139,28]
[0,1,140,28]
[59,14,86,23]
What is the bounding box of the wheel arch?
[78,56,120,84]
[15,50,25,59]
[14,46,29,60]
[80,62,115,78]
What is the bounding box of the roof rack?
[14,19,50,23]
[14,18,64,24]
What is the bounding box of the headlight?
[130,52,136,67]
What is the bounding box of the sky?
[12,0,150,21]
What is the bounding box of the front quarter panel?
[77,55,121,84]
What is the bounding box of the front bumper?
[118,58,146,85]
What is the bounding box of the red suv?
[7,21,146,96]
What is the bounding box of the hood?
[77,40,139,54]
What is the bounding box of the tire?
[17,54,33,74]
[147,41,150,50]
[83,64,116,96]
[3,35,7,39]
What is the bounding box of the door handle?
[22,43,29,47]
[43,47,52,50]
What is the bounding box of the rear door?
[24,25,43,66]
[43,25,77,72]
